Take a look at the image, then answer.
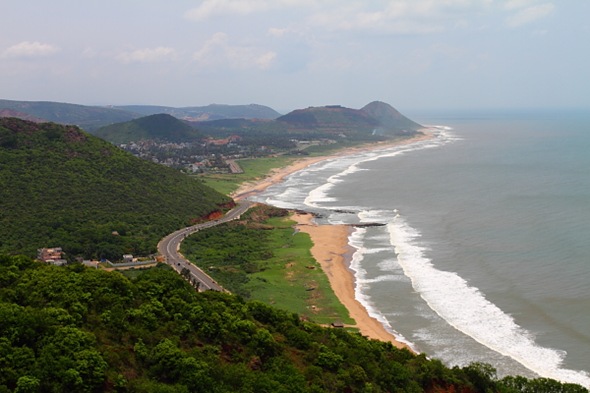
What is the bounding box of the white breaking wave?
[348,227,414,348]
[388,214,590,388]
[304,130,455,210]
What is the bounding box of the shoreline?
[231,131,433,202]
[292,212,410,349]
[232,132,434,350]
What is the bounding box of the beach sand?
[231,132,432,350]
[232,132,432,202]
[292,212,410,349]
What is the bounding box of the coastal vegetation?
[0,118,231,259]
[1,254,587,392]
[181,205,353,325]
[1,112,588,392]
[198,156,298,195]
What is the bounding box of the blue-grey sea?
[250,109,590,387]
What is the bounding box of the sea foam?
[388,214,590,387]
[348,226,414,348]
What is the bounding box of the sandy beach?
[232,132,432,350]
[291,212,410,349]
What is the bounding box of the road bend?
[157,200,252,292]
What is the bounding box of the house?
[37,247,67,266]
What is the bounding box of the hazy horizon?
[1,1,589,112]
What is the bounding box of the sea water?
[250,109,590,387]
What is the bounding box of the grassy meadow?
[180,206,354,326]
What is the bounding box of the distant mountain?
[115,103,281,121]
[0,117,231,258]
[360,101,423,135]
[0,99,139,131]
[0,108,45,123]
[276,101,423,138]
[94,113,200,144]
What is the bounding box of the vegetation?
[0,118,231,259]
[198,156,297,195]
[1,254,586,393]
[276,101,423,138]
[93,114,201,144]
[181,205,352,324]
[0,99,138,131]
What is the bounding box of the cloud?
[506,3,554,27]
[193,32,276,70]
[305,1,484,35]
[504,0,537,10]
[1,41,59,59]
[268,27,289,38]
[117,47,177,63]
[184,0,307,20]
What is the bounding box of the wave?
[348,227,415,349]
[388,214,590,387]
[303,130,456,210]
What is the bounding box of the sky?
[1,0,589,113]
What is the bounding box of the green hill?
[197,101,423,144]
[0,99,138,131]
[0,118,231,259]
[93,113,200,144]
[361,101,424,135]
[277,101,423,138]
[1,255,586,393]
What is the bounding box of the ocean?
[249,109,590,387]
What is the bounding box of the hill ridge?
[0,117,231,258]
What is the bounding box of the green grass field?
[244,215,353,325]
[196,156,297,195]
[180,207,354,326]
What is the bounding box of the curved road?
[157,200,252,291]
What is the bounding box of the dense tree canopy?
[0,255,586,393]
[0,118,231,259]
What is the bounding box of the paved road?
[157,200,252,291]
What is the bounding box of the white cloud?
[506,3,554,27]
[307,2,453,35]
[184,0,309,20]
[117,47,177,63]
[193,32,276,70]
[268,27,289,38]
[504,0,537,10]
[2,41,59,59]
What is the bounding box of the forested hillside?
[0,118,231,259]
[93,114,200,144]
[1,255,586,392]
[0,99,138,131]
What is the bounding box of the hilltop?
[115,103,281,121]
[0,118,232,259]
[93,113,200,144]
[277,101,422,137]
[197,101,423,143]
[0,99,138,131]
[0,100,281,132]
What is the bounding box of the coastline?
[232,132,433,350]
[231,131,432,202]
[292,212,410,349]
